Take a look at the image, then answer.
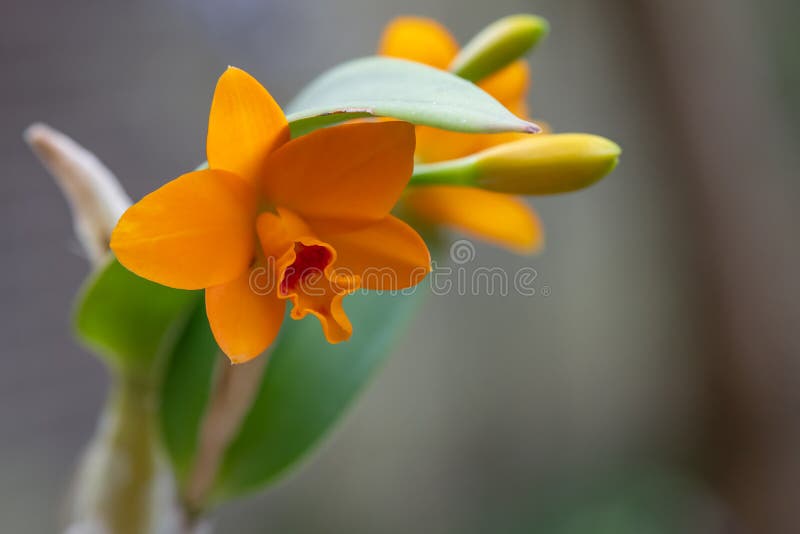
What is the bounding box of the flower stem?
[67,374,187,534]
[409,157,478,187]
[183,355,269,516]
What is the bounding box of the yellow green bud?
[410,134,621,195]
[449,15,549,83]
[474,134,621,194]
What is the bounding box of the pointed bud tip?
[503,14,550,39]
[23,122,50,145]
[450,13,550,82]
[578,134,622,162]
[23,122,68,159]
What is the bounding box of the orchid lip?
[279,243,334,296]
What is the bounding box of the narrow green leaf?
[286,56,539,137]
[450,14,549,83]
[74,257,198,375]
[159,301,221,482]
[211,289,426,500]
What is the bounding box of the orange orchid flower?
[110,67,431,363]
[379,17,544,254]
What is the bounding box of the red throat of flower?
[279,243,334,296]
[276,241,356,343]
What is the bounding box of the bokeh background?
[2,0,799,532]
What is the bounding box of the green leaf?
[159,301,221,482]
[76,258,429,500]
[74,257,198,376]
[74,257,220,483]
[286,56,539,137]
[210,289,426,500]
[526,466,710,534]
[450,14,549,83]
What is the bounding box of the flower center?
[280,243,333,295]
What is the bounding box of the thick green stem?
[67,374,191,534]
[409,158,478,187]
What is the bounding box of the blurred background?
[2,0,799,532]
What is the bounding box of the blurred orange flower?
[380,17,544,254]
[111,67,430,363]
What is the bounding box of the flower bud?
[449,15,549,83]
[473,134,621,194]
[409,134,621,195]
